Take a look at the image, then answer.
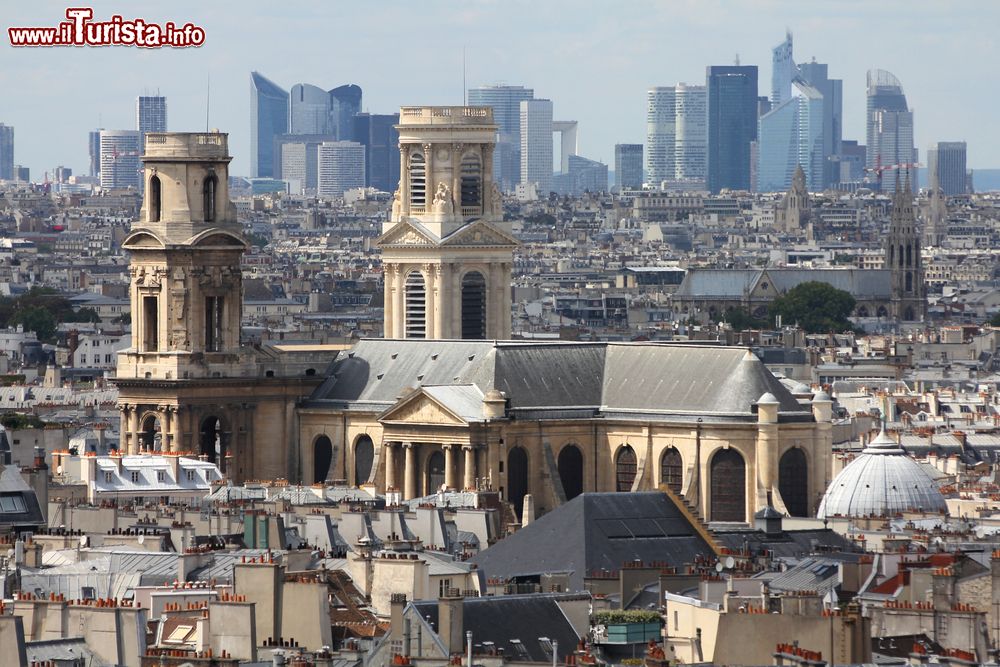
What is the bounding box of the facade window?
[660,448,683,494]
[460,154,482,209]
[104,471,113,483]
[142,296,159,352]
[131,471,140,483]
[409,152,426,209]
[157,470,165,482]
[439,578,452,598]
[404,271,426,338]
[615,445,637,492]
[203,174,217,222]
[205,296,224,352]
[0,494,26,513]
[149,175,161,222]
[186,469,195,482]
[460,271,487,339]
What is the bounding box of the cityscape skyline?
[0,1,994,179]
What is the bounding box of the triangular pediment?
[440,219,520,247]
[379,389,469,426]
[376,219,441,247]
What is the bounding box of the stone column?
[118,404,129,454]
[463,445,476,490]
[499,262,511,339]
[452,143,463,216]
[424,263,436,339]
[170,406,183,452]
[482,143,494,213]
[128,405,140,455]
[157,405,169,452]
[403,442,417,500]
[385,442,398,492]
[423,143,435,212]
[399,145,409,215]
[392,265,406,338]
[443,445,457,490]
[383,265,394,338]
[435,264,449,339]
[163,407,174,452]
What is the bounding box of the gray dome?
[817,428,948,519]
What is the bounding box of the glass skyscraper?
[251,72,289,178]
[757,81,824,193]
[352,112,401,194]
[771,31,794,106]
[0,124,13,181]
[706,65,758,193]
[866,69,915,193]
[329,84,362,141]
[136,96,167,135]
[645,84,706,189]
[614,144,643,192]
[928,141,968,196]
[290,83,333,135]
[317,141,366,198]
[99,130,142,190]
[89,129,103,178]
[520,99,553,194]
[468,85,535,191]
[797,61,842,188]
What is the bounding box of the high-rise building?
[520,99,553,194]
[352,112,400,193]
[706,65,758,193]
[866,69,915,193]
[0,124,12,181]
[273,134,336,191]
[553,155,608,196]
[136,96,167,136]
[928,141,967,196]
[13,166,29,182]
[757,80,824,193]
[329,84,362,141]
[614,144,643,191]
[89,129,103,178]
[250,72,289,178]
[796,60,842,188]
[99,130,142,190]
[771,31,794,106]
[468,85,535,191]
[645,84,706,189]
[317,141,366,198]
[289,83,332,135]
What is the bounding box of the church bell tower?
[884,176,925,321]
[377,106,518,340]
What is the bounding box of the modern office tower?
[14,166,29,182]
[54,166,72,183]
[250,71,289,178]
[317,141,365,198]
[289,83,332,135]
[136,95,167,136]
[866,69,915,193]
[771,31,794,106]
[0,124,12,180]
[797,59,843,188]
[352,112,400,193]
[757,80,824,193]
[614,144,643,191]
[99,130,142,190]
[273,134,335,191]
[468,85,535,191]
[329,84,362,141]
[554,155,608,196]
[757,96,772,118]
[835,140,866,184]
[706,65,758,193]
[928,141,968,195]
[645,84,706,189]
[520,99,553,194]
[89,129,103,178]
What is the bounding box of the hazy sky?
[2,1,996,178]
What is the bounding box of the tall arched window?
[710,448,746,522]
[507,447,529,520]
[354,435,374,485]
[905,244,912,268]
[615,445,637,492]
[203,174,217,222]
[461,271,487,339]
[778,447,808,517]
[314,435,333,484]
[460,154,482,210]
[404,270,426,338]
[409,152,426,209]
[148,175,161,222]
[557,445,584,500]
[660,447,683,494]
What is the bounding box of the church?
[116,107,839,523]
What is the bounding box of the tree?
[989,312,1000,328]
[713,307,767,331]
[770,281,857,333]
[13,306,57,341]
[72,307,102,324]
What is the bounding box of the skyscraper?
[706,65,758,193]
[99,130,142,190]
[796,60,842,188]
[317,141,366,198]
[771,31,794,106]
[136,96,167,136]
[554,155,608,196]
[757,80,824,193]
[866,69,915,193]
[520,99,553,194]
[89,129,103,178]
[614,144,643,191]
[928,141,967,196]
[645,84,707,189]
[468,85,535,191]
[0,124,13,181]
[250,72,289,178]
[289,83,333,135]
[329,84,362,141]
[352,112,400,194]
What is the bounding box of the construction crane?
[863,154,922,191]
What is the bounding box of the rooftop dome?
[817,428,948,519]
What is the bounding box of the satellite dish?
[715,562,724,573]
[137,535,145,545]
[725,556,736,569]
[79,535,88,548]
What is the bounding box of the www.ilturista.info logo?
[8,8,205,48]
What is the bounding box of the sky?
[1,1,996,179]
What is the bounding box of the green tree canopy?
[0,287,100,342]
[771,281,857,333]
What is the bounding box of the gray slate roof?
[675,268,892,300]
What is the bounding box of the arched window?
[557,445,584,500]
[877,305,889,318]
[905,271,913,292]
[460,154,482,210]
[404,270,426,338]
[200,416,225,466]
[710,448,746,522]
[203,174,217,222]
[905,244,912,268]
[507,447,529,520]
[660,447,683,494]
[314,436,333,484]
[461,271,487,339]
[409,152,426,209]
[778,448,808,517]
[148,175,161,222]
[139,414,161,451]
[354,435,374,485]
[615,445,637,492]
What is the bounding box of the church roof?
[306,339,808,422]
[675,268,892,300]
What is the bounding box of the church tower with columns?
[377,106,518,340]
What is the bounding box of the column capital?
[402,441,415,449]
[462,444,475,452]
[422,143,434,152]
